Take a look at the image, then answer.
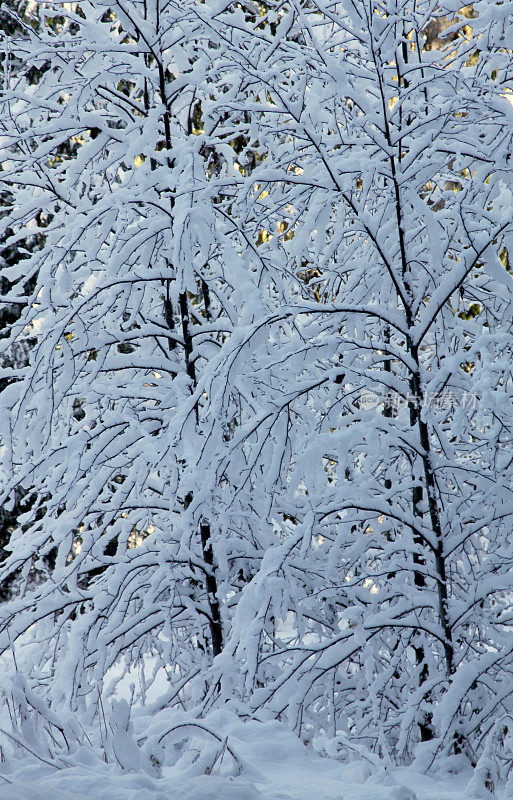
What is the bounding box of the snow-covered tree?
[1,0,513,781]
[0,0,242,706]
[0,0,44,600]
[200,0,513,765]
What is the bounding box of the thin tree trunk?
[156,48,223,659]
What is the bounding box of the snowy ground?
[0,648,501,799]
[0,709,494,800]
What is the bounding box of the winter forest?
[0,1,513,798]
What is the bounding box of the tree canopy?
[1,0,513,789]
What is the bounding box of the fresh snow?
[0,713,481,800]
[1,0,513,796]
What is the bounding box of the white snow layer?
[0,712,486,800]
